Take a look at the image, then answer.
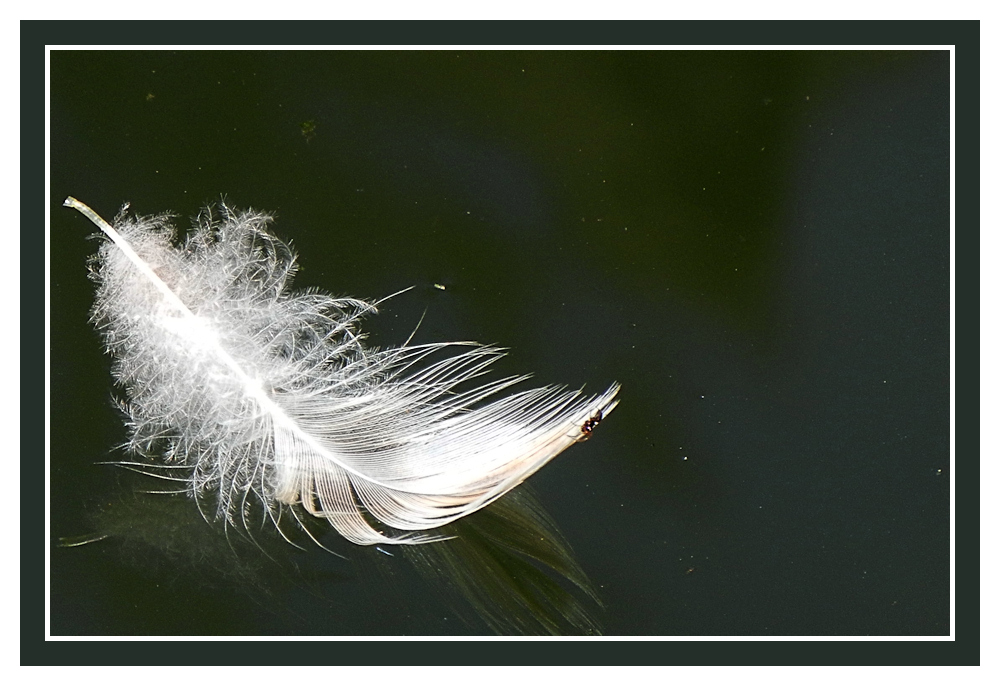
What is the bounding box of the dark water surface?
[49,50,950,636]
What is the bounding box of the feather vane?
[64,197,620,545]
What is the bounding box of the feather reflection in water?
[58,478,601,634]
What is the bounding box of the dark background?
[48,48,950,637]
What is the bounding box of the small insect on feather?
[578,410,604,442]
[63,196,620,546]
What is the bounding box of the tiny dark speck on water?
[300,119,317,142]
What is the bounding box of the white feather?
[64,197,620,546]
